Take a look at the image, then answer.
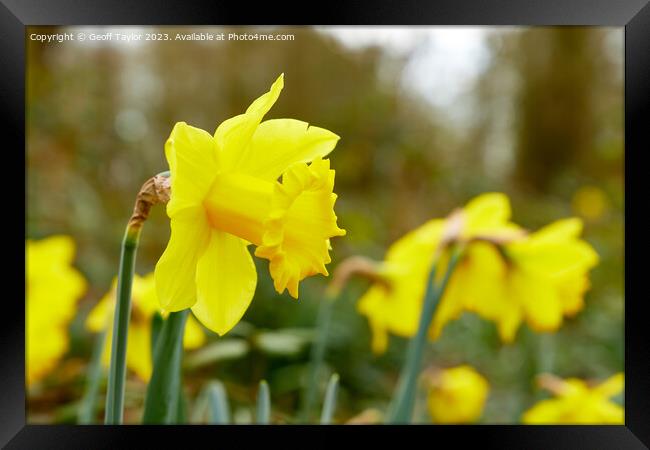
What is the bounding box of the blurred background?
[26,26,623,424]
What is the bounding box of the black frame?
[3,0,649,447]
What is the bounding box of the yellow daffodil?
[357,193,521,353]
[522,373,624,424]
[26,235,87,386]
[572,185,609,221]
[426,365,489,424]
[449,218,599,342]
[86,273,205,381]
[357,192,599,352]
[155,74,345,335]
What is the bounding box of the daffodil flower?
[357,193,599,352]
[357,193,520,353]
[426,365,489,424]
[522,373,624,424]
[86,273,205,381]
[154,74,345,335]
[26,236,87,386]
[441,217,599,342]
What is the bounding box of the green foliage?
[142,310,188,424]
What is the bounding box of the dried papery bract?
[326,255,388,298]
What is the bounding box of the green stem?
[256,380,271,424]
[320,373,340,424]
[104,225,141,424]
[386,246,463,424]
[300,292,336,422]
[78,330,107,424]
[142,310,189,424]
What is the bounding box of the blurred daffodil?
[426,365,489,424]
[155,74,345,335]
[572,185,609,221]
[26,235,87,386]
[522,373,624,424]
[357,193,599,352]
[357,193,521,353]
[449,218,599,342]
[496,218,598,341]
[86,273,205,381]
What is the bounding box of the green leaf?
[183,339,250,369]
[207,381,231,424]
[151,312,164,358]
[78,330,106,424]
[300,294,335,422]
[320,373,340,424]
[177,385,188,423]
[142,310,189,424]
[386,246,463,423]
[253,328,314,356]
[256,380,271,424]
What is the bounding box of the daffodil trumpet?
[386,244,464,424]
[424,365,489,424]
[105,172,171,424]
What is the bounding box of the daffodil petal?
[358,285,392,354]
[134,272,161,317]
[513,270,563,332]
[462,192,512,237]
[192,230,257,335]
[594,372,624,398]
[510,238,598,278]
[126,323,153,381]
[531,218,583,242]
[165,122,219,217]
[236,119,340,181]
[385,219,444,262]
[495,298,523,343]
[155,207,211,312]
[86,289,114,332]
[183,315,206,349]
[522,398,567,423]
[427,365,489,424]
[26,235,75,271]
[216,74,284,171]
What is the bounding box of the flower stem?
[386,246,463,424]
[78,330,107,424]
[142,310,189,424]
[300,291,336,422]
[104,225,141,424]
[103,173,171,425]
